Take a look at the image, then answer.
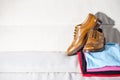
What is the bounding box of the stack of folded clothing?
[67,13,120,77]
[77,43,120,77]
[77,22,120,77]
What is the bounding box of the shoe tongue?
[89,29,94,37]
[89,29,97,38]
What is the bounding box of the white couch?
[0,0,120,80]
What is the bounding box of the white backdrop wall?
[0,0,120,51]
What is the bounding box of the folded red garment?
[77,51,120,77]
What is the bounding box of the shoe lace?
[89,29,97,39]
[87,30,97,46]
[92,30,97,38]
[74,26,78,39]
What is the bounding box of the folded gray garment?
[100,25,120,44]
[95,12,115,25]
[95,12,120,44]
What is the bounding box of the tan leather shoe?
[67,13,102,56]
[83,28,105,52]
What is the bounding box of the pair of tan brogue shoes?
[67,13,105,56]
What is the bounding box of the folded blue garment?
[85,43,120,69]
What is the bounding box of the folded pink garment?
[87,66,120,72]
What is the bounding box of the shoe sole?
[84,47,105,53]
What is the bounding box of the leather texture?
[67,13,98,56]
[83,28,105,52]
